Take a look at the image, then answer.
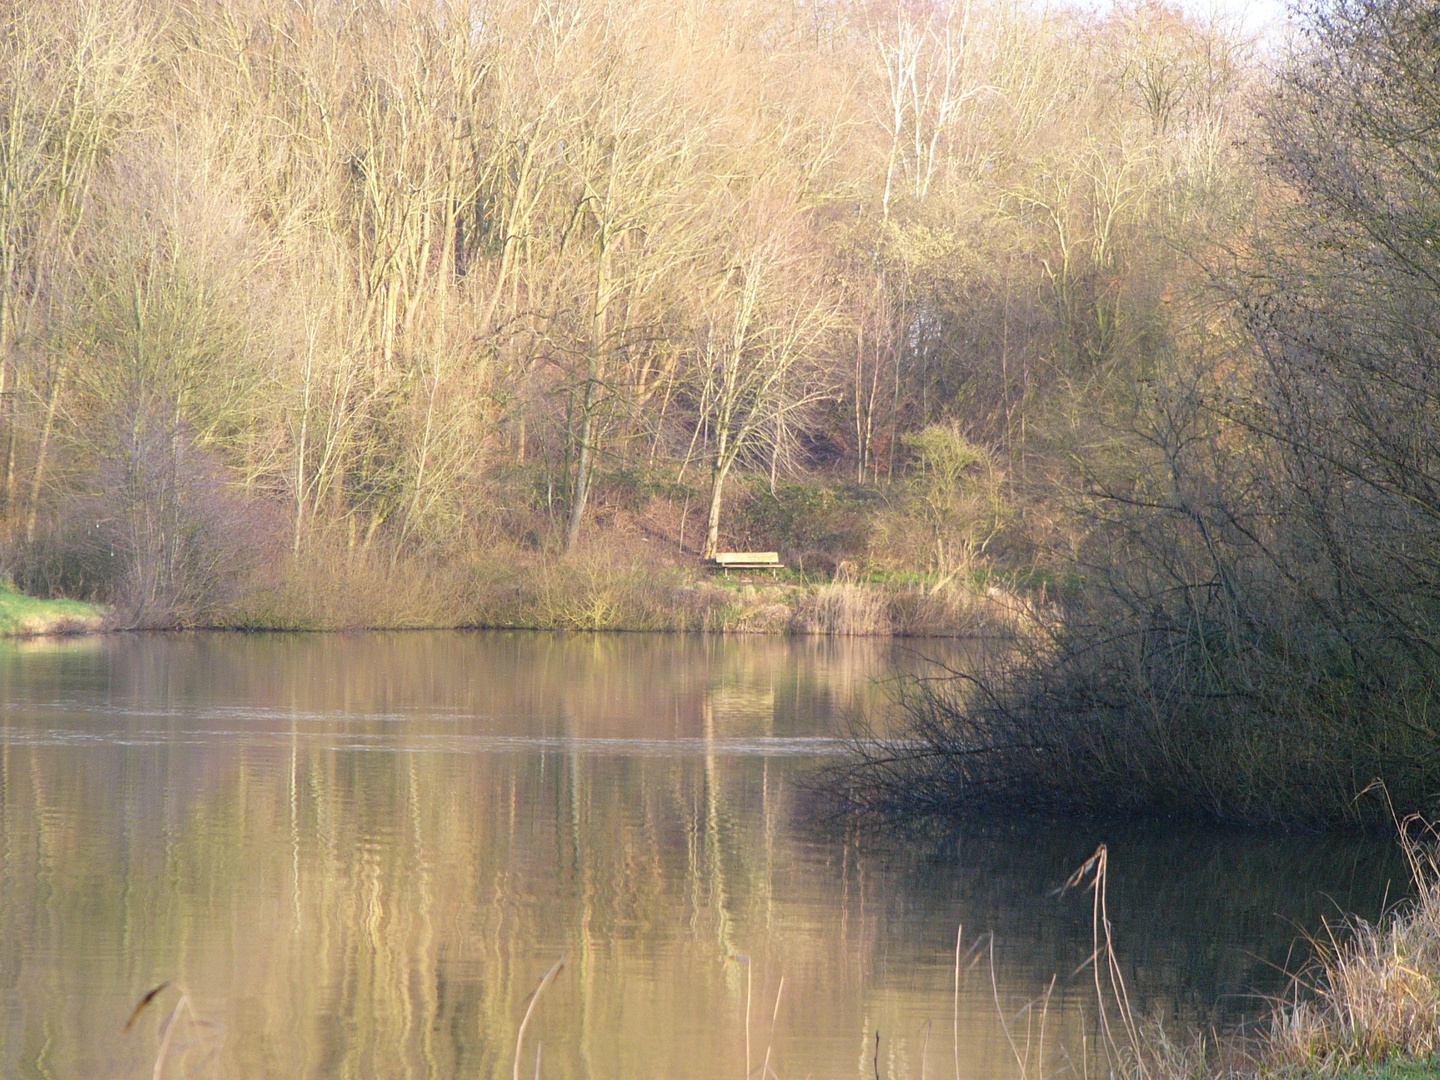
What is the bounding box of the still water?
[0,632,1407,1080]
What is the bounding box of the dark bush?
[729,479,877,561]
[843,0,1440,829]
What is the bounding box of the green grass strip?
[0,584,106,636]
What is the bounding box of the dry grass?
[987,837,1440,1080]
[215,531,1055,637]
[791,582,892,635]
[1093,826,1440,1080]
[226,540,484,629]
[497,543,734,632]
[887,580,1058,640]
[1264,824,1440,1077]
[227,535,739,632]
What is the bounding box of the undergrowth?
[1261,821,1440,1078]
[221,535,1040,636]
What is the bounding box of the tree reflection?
[0,633,1407,1079]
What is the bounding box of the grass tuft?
[1263,824,1440,1078]
[1102,826,1440,1080]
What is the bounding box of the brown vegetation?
[843,0,1440,827]
[1267,830,1440,1075]
[10,0,1436,825]
[977,831,1440,1080]
[0,0,1250,633]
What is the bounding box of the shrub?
[867,424,1011,586]
[729,479,877,563]
[13,410,275,627]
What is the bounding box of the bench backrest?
[712,551,780,565]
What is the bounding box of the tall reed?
[1264,822,1440,1076]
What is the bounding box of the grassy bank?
[1110,831,1440,1080]
[0,583,105,636]
[216,535,1049,637]
[1259,833,1440,1080]
[1326,1062,1440,1080]
[10,458,1051,636]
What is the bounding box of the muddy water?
[0,632,1405,1080]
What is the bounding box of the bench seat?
[707,551,784,572]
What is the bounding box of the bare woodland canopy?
[0,0,1249,592]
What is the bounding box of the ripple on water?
[0,631,1410,1080]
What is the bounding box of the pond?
[0,631,1408,1080]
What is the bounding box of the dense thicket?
[849,0,1440,828]
[0,0,1247,623]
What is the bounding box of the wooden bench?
[707,551,784,575]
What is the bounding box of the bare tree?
[688,197,841,559]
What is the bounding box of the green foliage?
[1318,1061,1440,1080]
[867,425,1011,582]
[593,467,697,512]
[902,424,988,487]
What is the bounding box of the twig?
[125,982,170,1033]
[953,922,963,1080]
[514,958,564,1080]
[761,975,784,1080]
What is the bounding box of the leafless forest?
[0,0,1251,623]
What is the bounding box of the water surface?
[0,632,1407,1080]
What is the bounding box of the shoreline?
[32,562,1051,638]
[0,583,106,638]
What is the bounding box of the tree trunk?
[854,319,866,483]
[294,326,314,557]
[702,443,730,561]
[565,225,610,553]
[4,383,16,520]
[565,403,596,553]
[25,363,64,543]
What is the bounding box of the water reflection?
[0,632,1407,1080]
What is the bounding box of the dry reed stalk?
[1266,819,1440,1074]
[953,922,963,1080]
[799,583,891,635]
[990,932,1027,1077]
[760,975,785,1080]
[742,954,753,1080]
[988,971,1058,1080]
[1062,844,1149,1080]
[1028,974,1056,1079]
[513,958,564,1080]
